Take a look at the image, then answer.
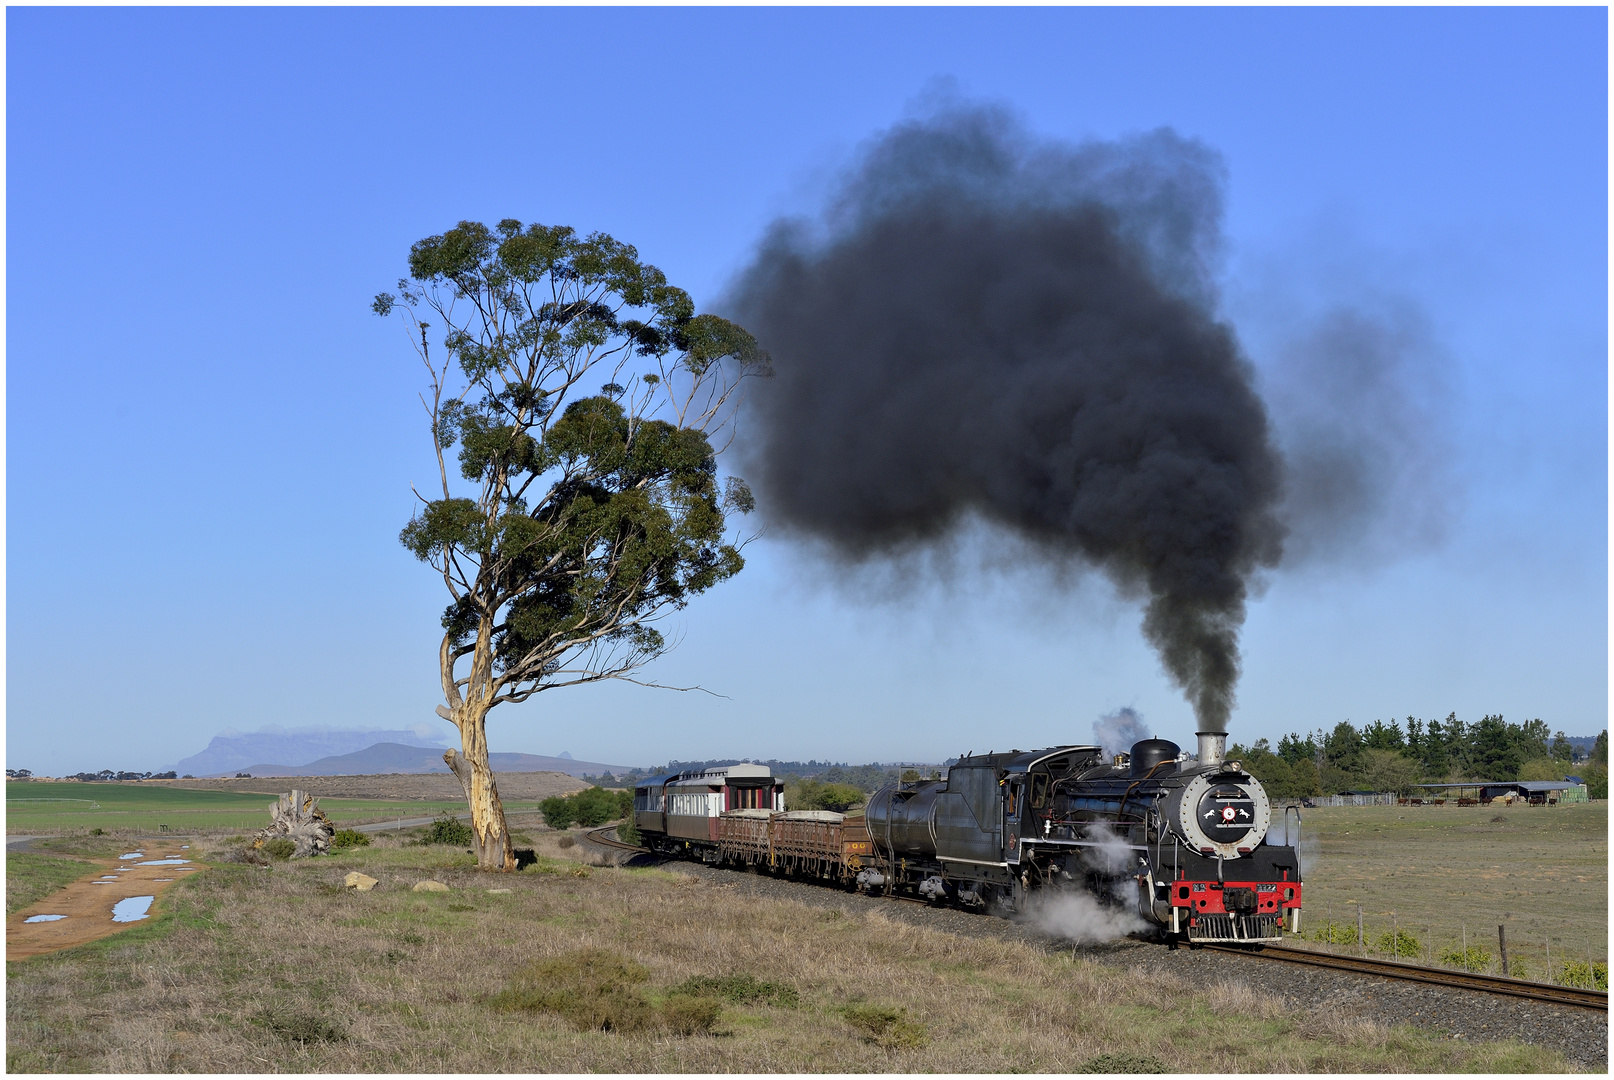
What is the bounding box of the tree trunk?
[444,709,516,871]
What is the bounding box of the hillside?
[206,742,635,779]
[162,770,589,801]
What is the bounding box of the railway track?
[585,826,648,853]
[1203,942,1607,1011]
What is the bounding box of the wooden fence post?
[1498,925,1509,976]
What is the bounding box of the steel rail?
[1202,942,1607,1011]
[585,826,647,853]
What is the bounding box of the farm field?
[4,831,1569,1073]
[4,781,557,834]
[1293,802,1607,975]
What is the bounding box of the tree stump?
[255,789,335,857]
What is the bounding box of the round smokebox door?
[1196,785,1256,844]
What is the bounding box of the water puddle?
[136,858,190,866]
[118,852,144,860]
[24,914,67,923]
[152,879,173,882]
[111,896,155,923]
[181,845,190,849]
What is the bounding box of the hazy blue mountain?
[177,726,449,776]
[218,742,637,778]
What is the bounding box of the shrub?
[539,795,575,831]
[420,814,473,847]
[541,787,634,830]
[1077,1053,1168,1074]
[330,829,371,850]
[1557,961,1609,990]
[786,779,867,812]
[1439,944,1492,971]
[670,974,799,1007]
[1310,921,1358,946]
[89,828,105,836]
[1506,957,1530,979]
[1376,929,1421,958]
[658,994,722,1036]
[840,1003,926,1049]
[616,817,641,846]
[490,949,722,1036]
[262,838,296,860]
[556,835,577,849]
[253,1007,347,1044]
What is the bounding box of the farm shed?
[1415,780,1578,805]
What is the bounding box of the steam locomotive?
[632,732,1303,945]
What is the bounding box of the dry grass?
[5,832,1581,1073]
[1297,802,1607,973]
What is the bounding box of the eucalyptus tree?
[374,219,766,870]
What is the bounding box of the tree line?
[1230,716,1608,799]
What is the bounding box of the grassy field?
[5,853,97,914]
[5,781,548,834]
[1294,802,1607,978]
[5,832,1572,1074]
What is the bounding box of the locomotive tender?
[633,733,1302,945]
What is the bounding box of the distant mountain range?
[178,726,451,776]
[210,741,636,779]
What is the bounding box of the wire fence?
[1294,905,1607,990]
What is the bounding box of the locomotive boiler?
[862,732,1303,944]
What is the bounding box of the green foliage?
[1556,961,1608,990]
[1376,929,1421,958]
[785,779,866,812]
[330,828,371,850]
[1438,944,1492,971]
[840,1003,927,1049]
[1263,713,1587,794]
[1076,1053,1169,1074]
[669,974,799,1007]
[615,817,641,846]
[261,838,296,860]
[253,1007,347,1044]
[1585,762,1608,800]
[6,853,93,913]
[379,218,766,706]
[1517,757,1567,782]
[541,786,633,830]
[490,948,720,1036]
[421,814,473,847]
[1310,921,1359,946]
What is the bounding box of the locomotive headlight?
[1226,761,1243,773]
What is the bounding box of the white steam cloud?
[1028,890,1149,945]
[1093,707,1151,759]
[1027,824,1150,944]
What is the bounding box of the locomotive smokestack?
[1196,731,1227,768]
[727,101,1285,732]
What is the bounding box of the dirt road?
[6,843,205,958]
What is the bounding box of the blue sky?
[7,7,1606,775]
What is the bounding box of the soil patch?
[6,847,205,958]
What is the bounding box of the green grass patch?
[839,1003,927,1049]
[489,948,721,1036]
[669,973,799,1007]
[6,852,93,913]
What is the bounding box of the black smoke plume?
[727,104,1286,732]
